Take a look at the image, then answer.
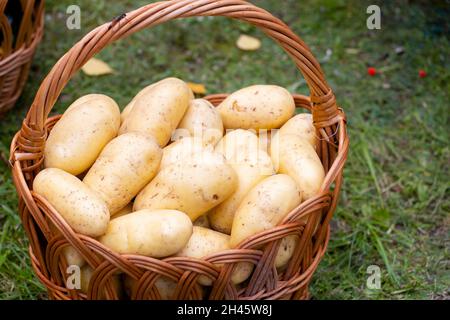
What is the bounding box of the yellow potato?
[120,101,135,124]
[215,129,265,165]
[99,209,192,258]
[79,265,94,294]
[176,226,253,285]
[134,151,237,221]
[124,275,177,300]
[45,94,120,175]
[275,235,298,269]
[79,265,122,298]
[257,129,272,156]
[119,78,193,146]
[121,80,195,124]
[120,83,157,124]
[33,168,109,237]
[63,246,86,268]
[217,85,295,130]
[230,174,302,248]
[209,160,273,234]
[271,133,324,200]
[210,130,275,234]
[159,136,209,170]
[279,113,316,147]
[176,99,224,146]
[111,202,133,219]
[83,132,162,215]
[46,216,86,268]
[193,214,210,228]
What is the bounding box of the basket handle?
[20,0,340,147]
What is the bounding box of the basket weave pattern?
[10,0,349,300]
[0,0,44,116]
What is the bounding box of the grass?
[0,0,448,300]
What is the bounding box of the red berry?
[367,67,376,76]
[419,69,427,78]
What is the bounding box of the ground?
[0,0,448,299]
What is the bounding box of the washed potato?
[208,158,273,234]
[275,235,298,269]
[177,226,253,285]
[119,78,193,146]
[120,83,157,124]
[46,216,86,268]
[134,151,237,221]
[79,265,122,298]
[217,85,295,130]
[215,129,265,165]
[159,136,208,170]
[120,101,135,124]
[210,131,274,234]
[176,99,224,146]
[63,246,86,268]
[257,129,272,156]
[278,113,316,147]
[45,94,120,175]
[124,275,177,300]
[271,133,324,200]
[111,202,133,219]
[99,209,192,258]
[33,168,109,237]
[230,174,302,247]
[121,80,189,125]
[193,214,210,228]
[83,132,162,215]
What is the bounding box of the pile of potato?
[35,77,325,298]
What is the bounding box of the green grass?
[0,0,448,299]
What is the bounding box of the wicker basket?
[10,0,348,300]
[0,0,44,116]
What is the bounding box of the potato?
[63,246,86,268]
[121,79,194,124]
[83,132,162,215]
[217,85,295,130]
[278,113,316,147]
[214,129,265,165]
[111,202,133,219]
[209,131,274,234]
[120,101,135,124]
[79,265,122,298]
[230,174,302,247]
[119,78,193,146]
[124,275,177,300]
[79,265,93,294]
[193,214,210,228]
[134,151,237,221]
[275,235,298,269]
[159,136,208,170]
[44,94,120,175]
[33,168,109,237]
[209,160,273,234]
[176,227,253,285]
[120,83,157,124]
[270,133,324,200]
[46,216,86,268]
[257,129,272,156]
[176,99,224,146]
[99,209,192,258]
